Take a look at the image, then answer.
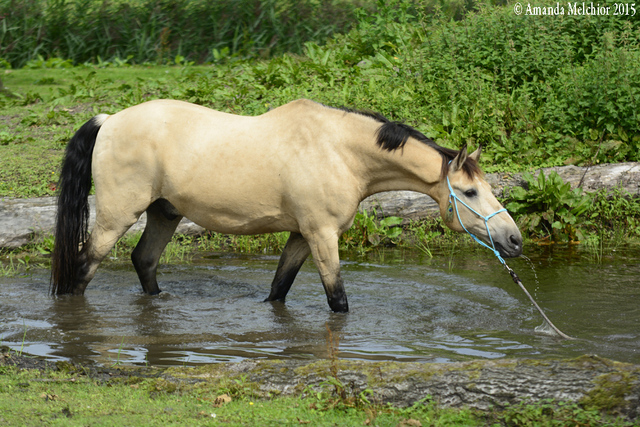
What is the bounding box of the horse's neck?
[348,131,443,200]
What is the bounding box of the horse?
[50,99,522,312]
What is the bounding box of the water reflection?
[0,245,638,366]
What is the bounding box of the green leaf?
[537,171,546,190]
[508,187,528,200]
[380,216,403,227]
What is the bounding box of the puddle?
[0,245,638,366]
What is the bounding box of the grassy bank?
[0,349,635,426]
[1,2,640,261]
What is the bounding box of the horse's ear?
[469,145,482,163]
[450,145,468,172]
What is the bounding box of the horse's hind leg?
[74,213,140,295]
[131,199,183,295]
[265,232,311,302]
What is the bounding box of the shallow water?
[0,244,638,366]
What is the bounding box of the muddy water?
[0,245,638,366]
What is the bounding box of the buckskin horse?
[51,99,522,312]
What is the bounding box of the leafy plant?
[0,131,15,145]
[501,399,633,427]
[342,210,403,251]
[216,374,258,399]
[160,235,194,264]
[588,187,640,238]
[0,254,34,276]
[506,171,592,242]
[23,56,73,69]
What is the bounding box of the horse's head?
[436,146,522,258]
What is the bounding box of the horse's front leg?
[306,229,349,313]
[265,232,311,302]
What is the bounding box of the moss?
[54,360,76,373]
[148,378,179,394]
[167,363,227,379]
[581,372,633,412]
[292,359,335,378]
[570,354,620,370]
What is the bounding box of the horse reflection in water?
[51,99,522,312]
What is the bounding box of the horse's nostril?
[509,235,520,248]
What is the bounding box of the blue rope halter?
[446,175,507,265]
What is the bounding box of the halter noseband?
[446,174,507,265]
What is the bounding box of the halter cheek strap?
[446,175,507,265]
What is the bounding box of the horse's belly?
[175,201,298,235]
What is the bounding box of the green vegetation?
[1,1,640,259]
[0,0,368,68]
[505,171,640,243]
[506,171,593,242]
[0,353,635,426]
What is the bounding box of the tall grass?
[0,0,368,68]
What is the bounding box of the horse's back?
[91,99,358,234]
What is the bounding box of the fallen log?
[1,162,639,248]
[361,162,640,220]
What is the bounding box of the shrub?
[506,171,592,242]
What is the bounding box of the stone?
[165,355,639,419]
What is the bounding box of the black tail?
[50,116,105,295]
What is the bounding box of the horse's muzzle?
[495,234,523,258]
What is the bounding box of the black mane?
[335,106,481,178]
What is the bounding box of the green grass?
[2,2,640,196]
[0,362,634,426]
[0,364,468,426]
[2,66,190,101]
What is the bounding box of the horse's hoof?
[329,300,349,313]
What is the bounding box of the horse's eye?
[464,189,477,198]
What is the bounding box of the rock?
[167,355,640,419]
[1,162,639,249]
